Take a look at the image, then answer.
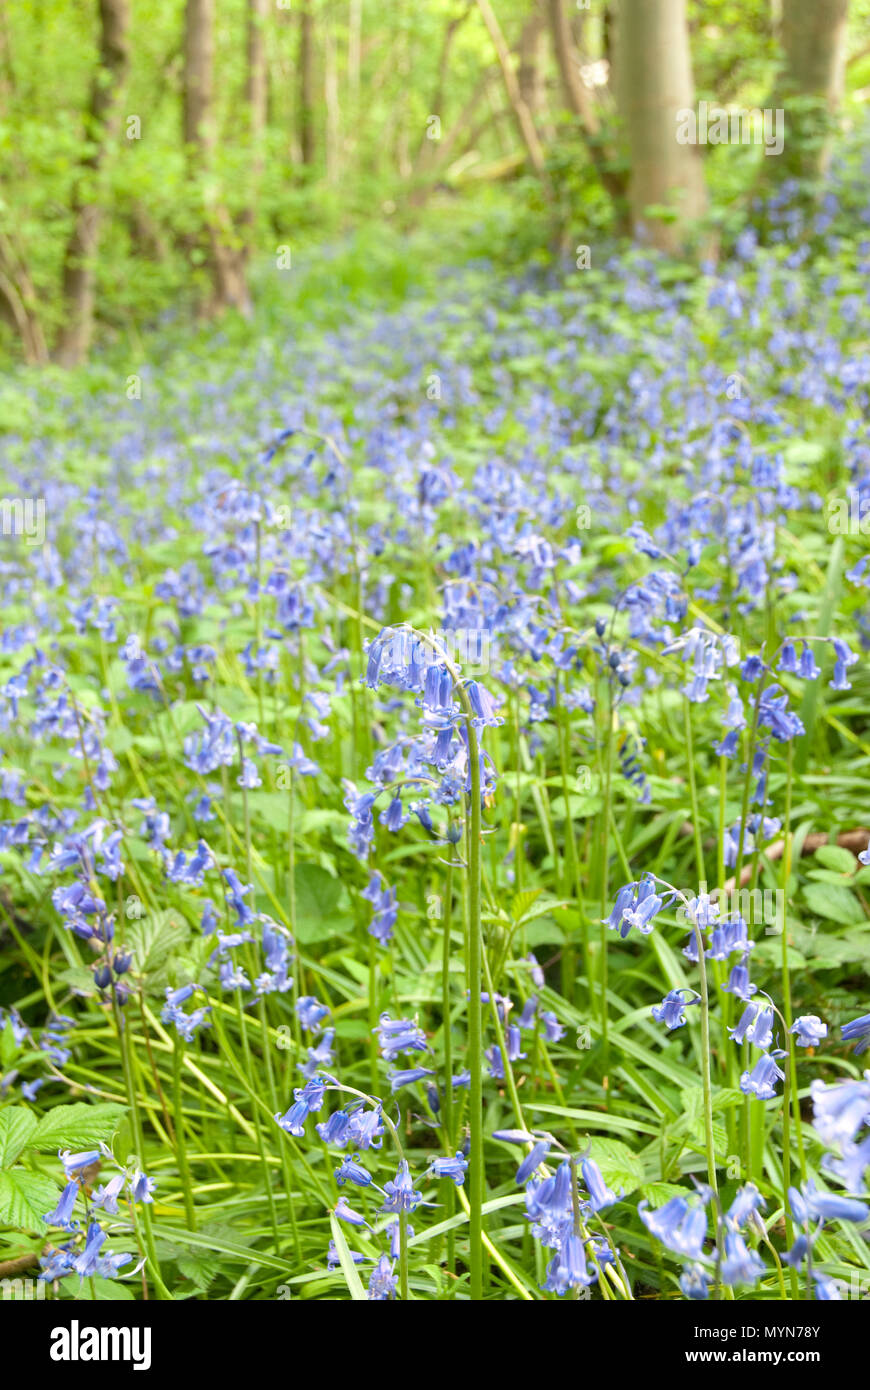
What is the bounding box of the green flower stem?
[465,709,485,1300]
[599,687,615,1049]
[173,1032,197,1232]
[441,854,456,1274]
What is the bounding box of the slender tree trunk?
[776,0,849,178]
[517,7,546,120]
[549,0,599,134]
[348,0,362,107]
[415,4,472,169]
[614,0,707,254]
[475,0,551,192]
[324,17,340,183]
[0,230,47,364]
[298,0,316,167]
[242,0,269,242]
[548,0,628,219]
[183,0,249,314]
[53,0,130,366]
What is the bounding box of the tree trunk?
[298,0,316,167]
[348,0,362,108]
[183,0,249,315]
[324,17,340,183]
[517,7,546,121]
[549,0,599,134]
[548,0,628,219]
[614,0,707,254]
[53,0,130,366]
[0,230,48,364]
[776,0,849,178]
[475,0,551,192]
[241,0,269,241]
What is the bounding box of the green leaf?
[802,882,864,923]
[585,1136,645,1195]
[31,1103,126,1153]
[0,1170,59,1231]
[0,1020,21,1068]
[293,864,343,944]
[813,844,858,874]
[126,910,190,984]
[0,1109,38,1167]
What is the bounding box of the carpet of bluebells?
[3,177,870,1303]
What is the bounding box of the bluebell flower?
[301,1027,335,1080]
[296,995,330,1031]
[790,1015,827,1047]
[367,1253,398,1300]
[326,1239,364,1270]
[830,638,858,691]
[388,1066,435,1092]
[725,1183,766,1230]
[680,1264,711,1299]
[722,957,757,1001]
[639,1195,707,1259]
[91,1174,126,1215]
[729,1001,774,1049]
[429,1152,468,1185]
[73,1221,108,1278]
[334,1196,367,1227]
[335,1153,373,1188]
[347,1107,385,1149]
[811,1075,870,1146]
[813,1272,843,1300]
[517,998,537,1029]
[375,1013,428,1061]
[540,1010,564,1042]
[842,1011,870,1055]
[800,1180,867,1225]
[543,1232,598,1295]
[652,988,699,1032]
[822,1134,870,1193]
[707,914,751,960]
[59,1149,100,1178]
[783,1232,811,1268]
[130,1170,155,1204]
[44,1179,80,1230]
[721,1231,765,1287]
[380,1159,422,1214]
[386,1217,413,1259]
[740,1051,785,1100]
[581,1157,619,1212]
[516,1140,551,1185]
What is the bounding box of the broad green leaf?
[813,844,859,874]
[585,1136,645,1195]
[31,1103,126,1153]
[802,882,863,923]
[0,1170,59,1231]
[0,1109,37,1167]
[293,863,344,943]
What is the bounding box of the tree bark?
[324,17,340,183]
[776,0,849,178]
[517,6,546,121]
[614,0,707,254]
[241,0,269,241]
[475,0,551,192]
[549,0,599,134]
[183,0,250,315]
[0,229,47,364]
[298,0,316,167]
[53,0,130,366]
